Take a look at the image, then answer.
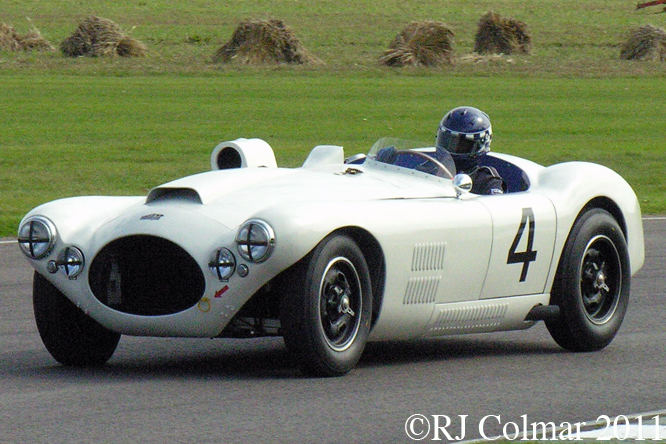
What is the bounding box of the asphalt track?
[0,218,664,444]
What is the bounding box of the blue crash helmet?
[436,106,492,159]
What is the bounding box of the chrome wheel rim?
[579,235,622,325]
[318,257,362,352]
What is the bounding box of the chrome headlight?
[209,248,236,281]
[235,219,275,263]
[57,247,85,279]
[18,216,57,259]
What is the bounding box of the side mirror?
[453,174,473,198]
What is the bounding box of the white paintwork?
[20,138,645,342]
[477,193,556,299]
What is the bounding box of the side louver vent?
[429,303,509,333]
[411,242,446,272]
[403,277,440,305]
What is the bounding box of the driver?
[436,106,507,195]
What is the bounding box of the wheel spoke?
[583,262,598,281]
[328,320,340,337]
[584,292,603,308]
[335,271,348,288]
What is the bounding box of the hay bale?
[60,16,146,57]
[213,19,315,64]
[379,20,455,67]
[620,24,666,61]
[1,22,53,51]
[16,31,55,52]
[0,23,21,51]
[474,11,531,55]
[116,35,147,57]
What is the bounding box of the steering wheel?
[395,150,454,179]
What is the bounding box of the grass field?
[1,1,666,236]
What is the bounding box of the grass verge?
[2,1,666,235]
[1,71,664,236]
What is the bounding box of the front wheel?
[546,209,630,352]
[280,235,373,377]
[33,272,120,366]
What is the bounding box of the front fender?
[20,196,145,245]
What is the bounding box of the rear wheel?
[280,235,373,377]
[33,272,120,366]
[546,209,630,351]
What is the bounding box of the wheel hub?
[319,258,362,351]
[583,261,608,307]
[579,236,622,325]
[338,294,355,316]
[326,277,354,316]
[594,270,609,292]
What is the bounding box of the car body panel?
[477,193,557,299]
[19,139,645,344]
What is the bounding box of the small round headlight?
[58,247,85,279]
[236,219,275,263]
[209,248,236,281]
[18,216,57,259]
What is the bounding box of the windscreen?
[367,137,456,179]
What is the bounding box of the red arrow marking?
[215,285,229,298]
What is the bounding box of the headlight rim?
[18,216,58,260]
[209,247,236,281]
[58,246,85,279]
[235,219,276,263]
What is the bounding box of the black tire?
[280,235,373,377]
[546,208,630,352]
[33,272,120,366]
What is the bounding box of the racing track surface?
[1,218,664,444]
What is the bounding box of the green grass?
[1,0,666,236]
[4,0,666,75]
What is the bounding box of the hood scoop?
[146,187,202,204]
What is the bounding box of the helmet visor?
[437,129,491,156]
[436,131,477,155]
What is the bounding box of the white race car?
[18,138,644,376]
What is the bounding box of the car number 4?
[507,208,538,282]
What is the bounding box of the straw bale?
[620,24,666,61]
[60,16,146,57]
[17,31,55,51]
[1,22,53,52]
[380,20,455,67]
[116,35,147,57]
[213,19,315,64]
[0,23,21,51]
[474,11,531,55]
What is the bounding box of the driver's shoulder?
[474,165,502,179]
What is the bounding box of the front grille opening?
[89,235,205,316]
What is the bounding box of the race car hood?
[145,164,457,229]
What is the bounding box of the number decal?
[507,208,538,282]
